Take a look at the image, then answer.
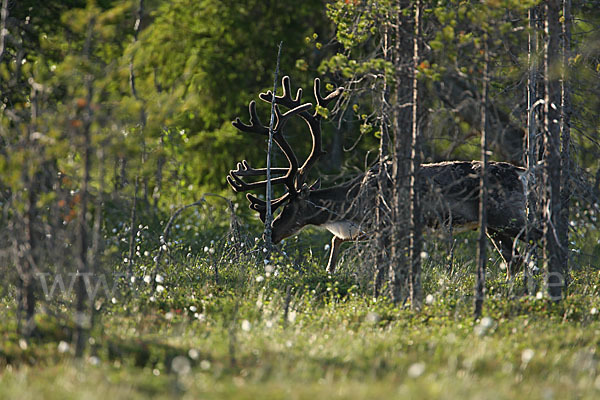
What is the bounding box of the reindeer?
[227,76,534,276]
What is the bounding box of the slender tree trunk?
[389,13,406,304]
[389,2,415,304]
[20,170,37,335]
[74,17,96,358]
[127,176,139,277]
[114,155,123,191]
[89,144,106,341]
[525,6,542,294]
[126,0,147,275]
[558,0,572,285]
[18,79,42,336]
[408,0,423,308]
[374,21,391,298]
[526,6,538,221]
[263,41,283,258]
[0,0,8,62]
[535,4,547,161]
[91,146,105,272]
[153,135,165,211]
[543,0,565,301]
[74,89,93,358]
[474,35,489,319]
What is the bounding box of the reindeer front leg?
[326,236,345,274]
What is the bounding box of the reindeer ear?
[299,183,311,198]
[310,178,321,190]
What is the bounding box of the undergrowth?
[1,209,599,399]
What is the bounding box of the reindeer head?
[269,180,323,243]
[227,76,343,243]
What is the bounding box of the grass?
[1,229,600,399]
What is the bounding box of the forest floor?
[1,237,600,399]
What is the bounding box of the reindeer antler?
[245,192,291,223]
[229,100,311,196]
[228,76,343,217]
[260,76,344,187]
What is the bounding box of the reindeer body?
[227,76,534,276]
[270,160,530,273]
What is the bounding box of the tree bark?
[543,0,565,301]
[374,21,391,298]
[18,74,42,336]
[558,0,572,286]
[19,167,38,336]
[389,9,408,304]
[525,6,543,295]
[74,17,96,358]
[0,0,8,62]
[474,35,489,319]
[408,0,423,308]
[263,41,283,258]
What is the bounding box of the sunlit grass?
[2,227,600,399]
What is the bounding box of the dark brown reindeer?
[227,76,534,276]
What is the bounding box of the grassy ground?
[1,233,600,399]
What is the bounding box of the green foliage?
[1,0,336,213]
[326,0,392,50]
[127,0,332,194]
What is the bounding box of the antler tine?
[246,193,291,223]
[236,102,313,198]
[273,102,312,132]
[314,77,344,111]
[294,78,344,186]
[232,100,269,135]
[229,101,305,196]
[246,193,290,211]
[230,160,289,178]
[295,77,339,186]
[271,109,300,196]
[227,159,288,192]
[259,75,303,109]
[227,165,296,193]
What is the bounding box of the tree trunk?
[74,19,96,357]
[558,0,572,286]
[374,21,391,298]
[18,77,42,336]
[389,7,410,304]
[474,35,489,319]
[525,5,543,295]
[0,0,8,62]
[408,0,423,308]
[19,175,38,336]
[543,0,565,301]
[74,101,92,358]
[127,176,139,278]
[263,42,283,258]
